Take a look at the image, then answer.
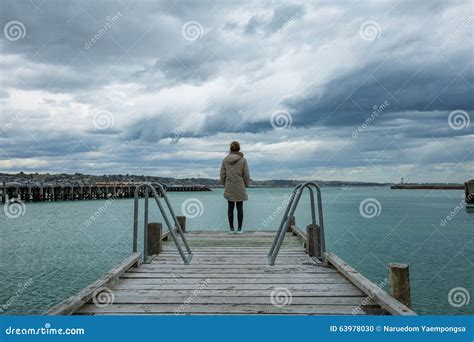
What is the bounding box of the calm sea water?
[1,187,472,315]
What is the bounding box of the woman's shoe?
[237,228,242,234]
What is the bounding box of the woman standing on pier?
[220,141,251,233]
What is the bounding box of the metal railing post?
[268,181,325,265]
[132,183,193,264]
[133,195,139,253]
[143,188,149,261]
[268,187,305,265]
[268,186,300,257]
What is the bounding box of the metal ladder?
[133,183,193,264]
[268,182,325,266]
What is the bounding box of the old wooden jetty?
[465,180,474,210]
[46,182,416,316]
[1,181,210,203]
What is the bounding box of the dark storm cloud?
[0,0,472,181]
[282,59,474,133]
[244,4,304,35]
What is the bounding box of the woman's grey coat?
[220,152,251,202]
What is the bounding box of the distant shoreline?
[390,184,464,190]
[0,172,464,189]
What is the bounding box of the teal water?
[0,187,472,315]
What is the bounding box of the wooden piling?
[177,216,186,233]
[388,263,411,308]
[2,182,6,203]
[289,216,296,235]
[306,224,321,258]
[147,223,163,256]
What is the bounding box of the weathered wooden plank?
[124,270,339,277]
[157,248,305,257]
[129,266,337,273]
[181,243,302,248]
[115,272,346,284]
[112,277,351,285]
[290,225,307,243]
[118,273,337,279]
[161,249,305,254]
[110,285,364,295]
[161,247,302,250]
[176,232,290,236]
[45,253,141,315]
[138,263,322,269]
[159,252,304,256]
[154,255,310,260]
[109,294,377,306]
[163,234,292,239]
[147,262,316,267]
[161,248,296,252]
[178,237,300,241]
[153,259,311,265]
[77,304,367,315]
[111,283,352,290]
[325,253,416,316]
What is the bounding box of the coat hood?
[224,152,244,165]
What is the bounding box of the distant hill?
[0,172,391,188]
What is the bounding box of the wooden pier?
[1,182,211,203]
[47,219,416,316]
[465,180,474,210]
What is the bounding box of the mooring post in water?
[177,216,186,233]
[39,182,44,201]
[389,263,412,308]
[306,224,321,258]
[2,182,5,203]
[147,223,163,256]
[289,216,296,235]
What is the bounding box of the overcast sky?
[0,0,472,182]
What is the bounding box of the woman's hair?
[230,141,240,152]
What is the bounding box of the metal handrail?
[268,182,325,266]
[133,183,193,264]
